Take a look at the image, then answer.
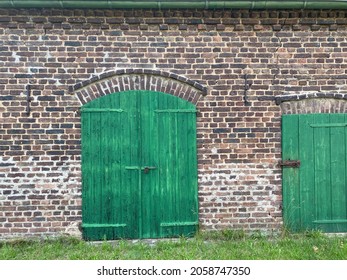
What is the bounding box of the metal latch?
[125,166,157,173]
[143,166,157,174]
[279,160,300,168]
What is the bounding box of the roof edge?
[1,1,347,10]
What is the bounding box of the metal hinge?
[279,160,300,168]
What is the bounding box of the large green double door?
[81,91,198,240]
[282,113,347,233]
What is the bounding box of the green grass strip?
[1,230,346,260]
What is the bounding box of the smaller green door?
[282,113,347,233]
[81,91,198,240]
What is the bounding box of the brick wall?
[1,8,347,239]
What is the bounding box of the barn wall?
[1,8,347,238]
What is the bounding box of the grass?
[0,230,347,260]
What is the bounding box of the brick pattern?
[1,9,347,238]
[281,98,347,114]
[276,93,347,114]
[71,69,207,105]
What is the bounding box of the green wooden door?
[81,90,198,240]
[282,113,347,233]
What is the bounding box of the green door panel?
[81,91,198,240]
[81,92,140,240]
[282,113,347,233]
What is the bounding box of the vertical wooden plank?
[139,90,159,238]
[105,95,120,239]
[88,93,101,238]
[177,105,187,226]
[156,94,175,237]
[98,97,107,237]
[81,110,91,239]
[158,96,174,236]
[139,90,148,238]
[181,98,198,236]
[92,110,102,238]
[99,98,109,239]
[82,108,99,239]
[122,90,140,239]
[313,114,332,228]
[144,91,158,238]
[186,104,198,236]
[171,96,179,226]
[101,110,109,238]
[119,92,128,238]
[95,111,104,239]
[151,91,160,238]
[329,114,346,230]
[298,114,315,231]
[109,94,118,239]
[282,114,300,232]
[152,92,161,237]
[157,92,170,237]
[109,93,123,238]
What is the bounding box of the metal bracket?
[279,160,300,168]
[25,84,31,115]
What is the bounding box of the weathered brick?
[64,41,82,47]
[1,8,347,240]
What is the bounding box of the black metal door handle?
[143,166,156,174]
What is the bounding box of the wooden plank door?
[81,92,140,240]
[143,91,198,238]
[81,91,198,240]
[282,114,347,233]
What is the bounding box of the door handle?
[142,166,156,174]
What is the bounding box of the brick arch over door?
[69,69,208,105]
[276,92,347,114]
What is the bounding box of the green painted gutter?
[0,0,346,9]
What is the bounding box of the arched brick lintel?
[277,92,347,114]
[69,69,208,105]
